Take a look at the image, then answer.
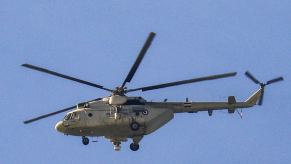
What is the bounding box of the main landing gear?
[129,136,143,151]
[82,136,89,145]
[83,135,143,151]
[112,141,139,151]
[130,143,139,151]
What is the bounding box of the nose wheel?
[113,142,121,151]
[82,136,89,145]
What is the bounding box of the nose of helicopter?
[55,121,65,133]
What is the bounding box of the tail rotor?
[245,71,284,105]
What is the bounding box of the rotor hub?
[260,83,266,88]
[112,87,126,95]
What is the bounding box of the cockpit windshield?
[64,112,79,120]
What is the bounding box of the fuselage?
[55,96,174,138]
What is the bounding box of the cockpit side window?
[64,113,71,120]
[64,112,79,120]
[73,112,79,119]
[70,113,75,119]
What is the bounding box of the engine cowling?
[109,95,127,105]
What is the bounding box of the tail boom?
[146,89,262,113]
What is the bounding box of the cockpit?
[64,112,79,121]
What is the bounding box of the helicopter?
[22,32,284,151]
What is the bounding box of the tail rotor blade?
[245,71,260,84]
[258,88,264,105]
[266,77,284,85]
[245,71,283,106]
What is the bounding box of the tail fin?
[244,88,262,106]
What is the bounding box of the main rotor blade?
[245,71,260,84]
[23,106,75,124]
[22,64,113,92]
[127,72,237,92]
[266,77,284,85]
[121,32,156,88]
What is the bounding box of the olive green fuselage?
[56,100,173,138]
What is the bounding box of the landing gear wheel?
[82,136,89,145]
[130,143,139,151]
[130,122,140,131]
[113,142,121,151]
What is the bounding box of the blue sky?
[1,0,290,163]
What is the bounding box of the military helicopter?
[22,32,284,151]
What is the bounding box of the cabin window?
[88,113,93,117]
